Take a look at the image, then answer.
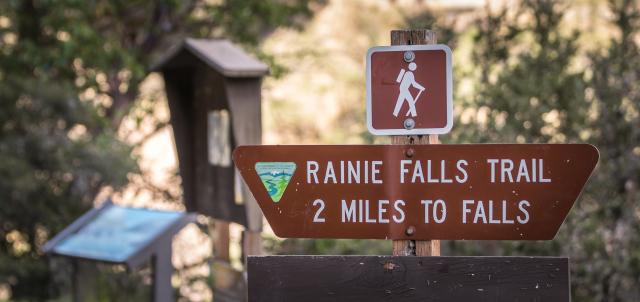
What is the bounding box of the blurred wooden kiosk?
[390,29,441,257]
[152,38,267,301]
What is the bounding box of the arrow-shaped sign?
[233,144,598,240]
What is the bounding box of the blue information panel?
[53,206,184,263]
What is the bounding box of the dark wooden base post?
[152,237,173,302]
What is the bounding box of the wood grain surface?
[248,256,569,302]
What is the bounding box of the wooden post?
[151,237,173,302]
[71,260,94,302]
[390,29,441,257]
[242,230,262,259]
[210,220,230,261]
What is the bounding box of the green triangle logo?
[255,162,296,203]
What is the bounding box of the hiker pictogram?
[393,62,426,117]
[366,44,453,135]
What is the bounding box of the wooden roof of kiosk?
[151,38,268,77]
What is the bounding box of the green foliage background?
[0,0,312,300]
[450,1,640,300]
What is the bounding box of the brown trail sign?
[366,44,453,135]
[241,28,591,302]
[233,144,598,240]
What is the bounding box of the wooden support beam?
[248,256,570,302]
[210,220,230,262]
[390,29,440,257]
[152,237,173,302]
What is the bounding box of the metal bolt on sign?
[405,148,415,158]
[403,51,415,62]
[406,226,416,236]
[404,118,415,129]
